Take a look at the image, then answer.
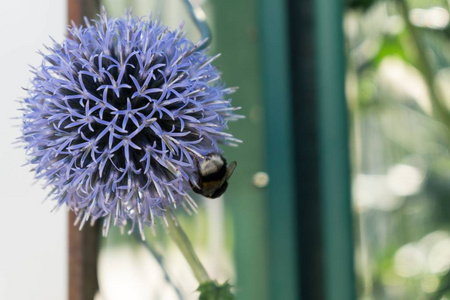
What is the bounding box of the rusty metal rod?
[67,2,100,300]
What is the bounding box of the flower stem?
[164,208,211,283]
[399,0,450,127]
[182,0,212,50]
[133,231,184,300]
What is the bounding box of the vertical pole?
[67,2,100,300]
[289,0,325,298]
[68,213,100,300]
[211,1,270,299]
[314,0,356,299]
[68,0,101,25]
[260,0,299,299]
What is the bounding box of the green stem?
[133,232,184,300]
[182,0,212,51]
[164,208,210,283]
[399,0,450,127]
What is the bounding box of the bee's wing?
[225,161,237,180]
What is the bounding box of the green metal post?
[260,0,299,299]
[314,0,356,299]
[211,1,269,299]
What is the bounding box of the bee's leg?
[193,155,200,169]
[210,181,229,199]
[189,179,203,194]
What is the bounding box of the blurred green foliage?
[346,0,450,299]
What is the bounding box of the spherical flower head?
[21,9,241,236]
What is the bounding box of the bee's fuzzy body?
[190,153,237,198]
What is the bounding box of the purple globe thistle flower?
[21,9,241,237]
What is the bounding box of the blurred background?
[2,0,450,299]
[348,1,450,299]
[0,1,67,300]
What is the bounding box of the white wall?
[0,1,67,299]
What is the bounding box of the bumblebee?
[190,153,237,198]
